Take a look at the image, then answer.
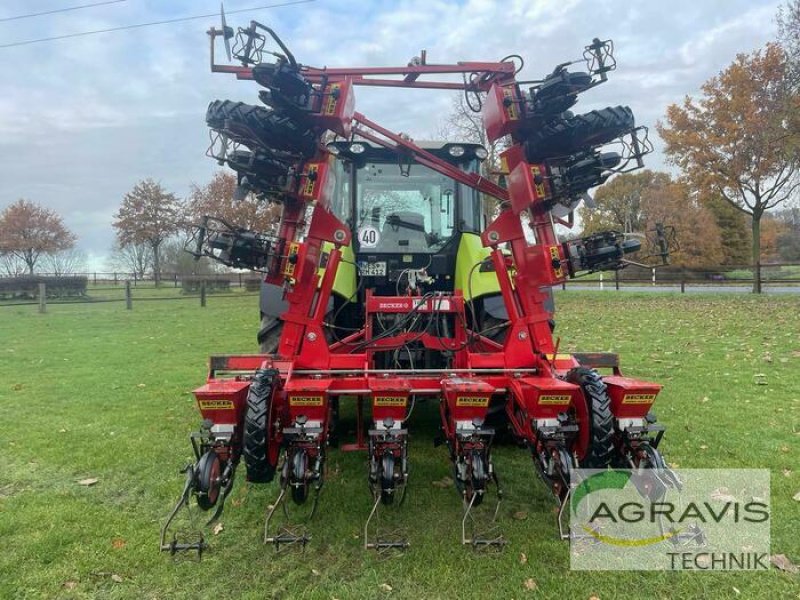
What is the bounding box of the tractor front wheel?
[243,368,280,483]
[196,449,222,510]
[567,367,615,468]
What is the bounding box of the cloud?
[0,0,783,267]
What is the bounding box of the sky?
[0,0,785,269]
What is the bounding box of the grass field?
[1,292,798,599]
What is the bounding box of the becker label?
[538,394,572,405]
[456,396,490,407]
[290,395,324,406]
[622,393,657,404]
[198,399,235,410]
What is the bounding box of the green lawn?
[0,292,798,599]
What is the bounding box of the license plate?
[358,261,386,276]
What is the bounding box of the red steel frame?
[196,41,663,492]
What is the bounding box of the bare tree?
[0,253,26,276]
[109,241,153,279]
[42,248,87,275]
[0,199,76,274]
[113,180,183,286]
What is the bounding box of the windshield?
[354,162,455,254]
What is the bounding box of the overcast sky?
[0,0,784,268]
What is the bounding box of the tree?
[0,199,76,274]
[579,170,672,235]
[113,180,183,286]
[658,44,800,292]
[109,241,153,279]
[704,196,751,265]
[42,249,87,275]
[436,94,507,218]
[187,171,279,232]
[579,171,724,267]
[642,182,725,268]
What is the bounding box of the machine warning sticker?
[503,87,518,120]
[323,83,341,115]
[374,396,407,407]
[531,165,546,198]
[622,394,657,404]
[302,164,319,197]
[358,226,380,248]
[538,394,572,405]
[289,395,324,406]
[198,399,235,410]
[456,396,490,407]
[549,245,564,278]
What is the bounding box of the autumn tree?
[0,199,76,274]
[579,170,671,235]
[642,182,725,268]
[186,171,279,232]
[113,180,183,285]
[705,196,751,265]
[658,44,800,292]
[579,171,724,267]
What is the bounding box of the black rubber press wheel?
[196,449,222,510]
[567,367,615,468]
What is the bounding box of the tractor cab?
[327,140,489,295]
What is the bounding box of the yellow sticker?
[545,353,573,361]
[456,396,490,408]
[538,394,572,405]
[550,245,564,278]
[622,394,657,405]
[198,399,235,410]
[289,395,324,407]
[374,396,407,407]
[324,83,341,115]
[302,164,319,197]
[499,156,509,174]
[532,165,546,198]
[284,242,299,277]
[503,87,518,120]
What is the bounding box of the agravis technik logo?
[569,469,770,570]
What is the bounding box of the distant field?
[0,292,798,599]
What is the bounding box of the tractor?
[160,13,675,555]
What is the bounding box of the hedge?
[0,276,88,300]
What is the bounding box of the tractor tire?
[567,367,615,468]
[206,100,317,157]
[525,106,635,161]
[243,368,280,483]
[257,313,283,354]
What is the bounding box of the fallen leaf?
[213,522,224,535]
[699,445,708,450]
[793,491,800,502]
[783,469,792,478]
[62,581,78,590]
[732,587,740,596]
[519,552,528,565]
[771,554,799,573]
[379,583,393,592]
[523,578,537,591]
[112,538,126,549]
[513,510,528,521]
[781,446,790,453]
[589,596,600,600]
[710,488,736,503]
[77,478,98,487]
[137,383,146,388]
[111,574,123,583]
[432,476,453,489]
[311,568,320,576]
[12,383,23,391]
